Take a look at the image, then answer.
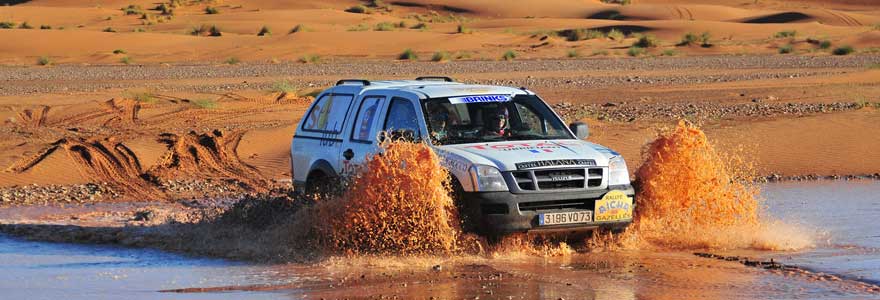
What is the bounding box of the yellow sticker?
[594,190,633,222]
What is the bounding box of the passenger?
[483,106,509,137]
[428,105,450,140]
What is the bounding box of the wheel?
[449,176,482,234]
[305,171,335,200]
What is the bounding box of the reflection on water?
[762,180,880,283]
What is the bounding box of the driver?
[483,105,509,137]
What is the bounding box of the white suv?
[290,77,634,235]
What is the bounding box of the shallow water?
[0,235,312,299]
[762,180,880,284]
[0,181,878,299]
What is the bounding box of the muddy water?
[761,181,880,284]
[1,181,878,299]
[0,234,316,299]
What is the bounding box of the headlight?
[469,165,508,192]
[608,156,630,185]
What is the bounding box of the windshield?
[423,94,573,145]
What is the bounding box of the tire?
[449,176,481,234]
[305,171,334,200]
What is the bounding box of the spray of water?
[623,121,813,250]
[315,141,463,255]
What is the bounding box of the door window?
[302,94,354,133]
[351,96,384,142]
[383,97,421,139]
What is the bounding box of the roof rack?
[336,79,371,86]
[415,76,454,82]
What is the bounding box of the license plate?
[594,190,634,222]
[539,211,592,226]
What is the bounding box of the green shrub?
[832,45,854,55]
[399,48,418,60]
[778,44,793,54]
[566,29,604,41]
[156,3,174,15]
[113,49,127,54]
[37,56,52,66]
[348,23,370,31]
[192,99,218,109]
[103,27,116,32]
[699,31,712,47]
[567,49,580,58]
[819,40,832,49]
[18,22,33,29]
[120,56,133,64]
[299,54,320,64]
[209,25,222,36]
[432,51,451,62]
[0,21,17,29]
[290,24,306,34]
[627,46,645,56]
[501,50,517,61]
[225,57,240,65]
[374,22,396,31]
[257,25,271,36]
[40,25,51,30]
[607,28,624,41]
[345,5,370,14]
[457,24,472,34]
[205,6,219,14]
[661,49,677,56]
[678,32,698,46]
[774,30,797,38]
[601,0,631,4]
[121,5,144,15]
[411,23,428,30]
[270,80,296,93]
[124,91,156,103]
[632,34,660,48]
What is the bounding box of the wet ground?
[762,181,880,285]
[0,181,878,299]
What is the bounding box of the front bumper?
[460,185,635,235]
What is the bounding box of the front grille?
[518,199,589,211]
[510,168,604,191]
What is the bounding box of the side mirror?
[569,122,589,140]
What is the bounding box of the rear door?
[339,92,389,174]
[292,92,356,182]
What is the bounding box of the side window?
[302,94,354,133]
[351,96,384,142]
[515,102,544,133]
[384,97,421,139]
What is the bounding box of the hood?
[436,140,616,172]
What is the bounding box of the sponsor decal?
[448,95,511,104]
[464,141,579,152]
[528,149,553,154]
[435,148,470,173]
[515,159,596,170]
[594,190,633,222]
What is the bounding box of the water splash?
[623,121,813,250]
[315,141,463,255]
